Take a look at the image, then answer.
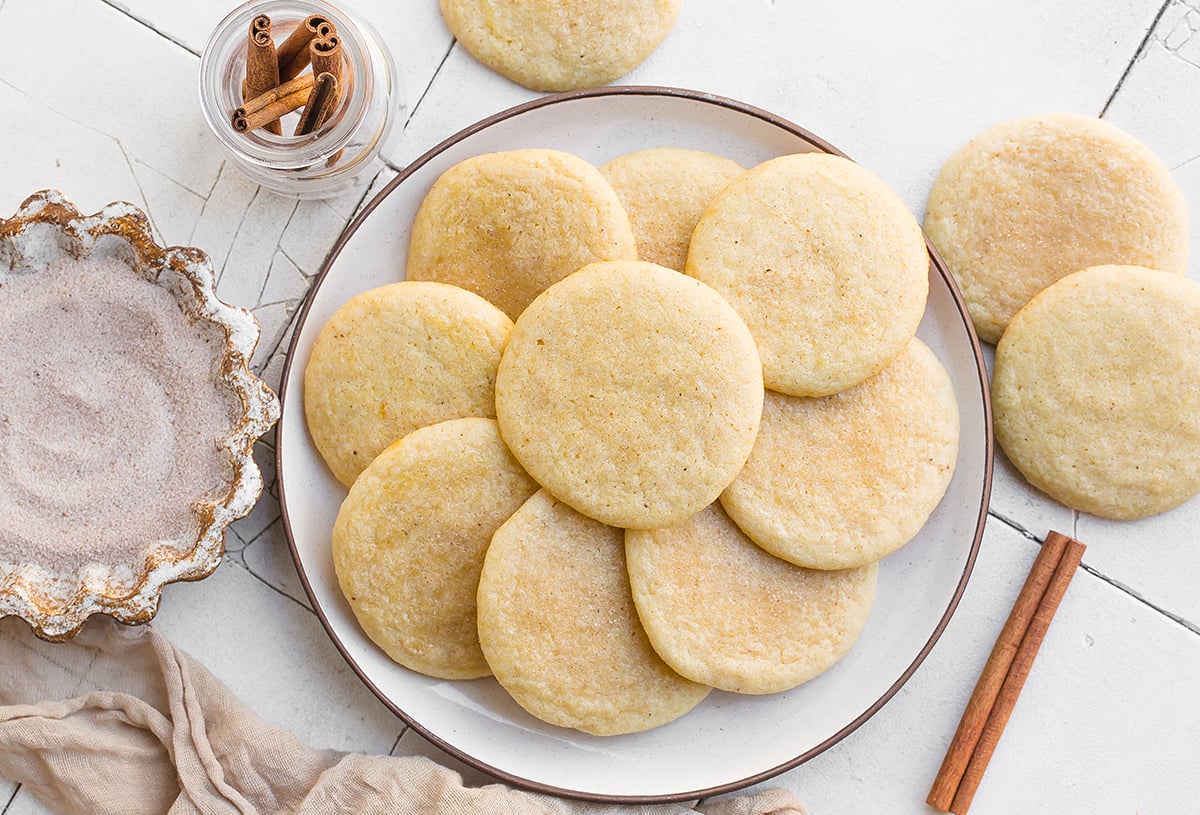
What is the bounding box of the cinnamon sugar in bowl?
[0,191,279,641]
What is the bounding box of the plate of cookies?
[277,86,992,802]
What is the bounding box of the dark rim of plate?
[275,84,994,805]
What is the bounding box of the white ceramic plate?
[278,87,992,803]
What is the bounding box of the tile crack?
[96,0,200,57]
[984,508,1042,544]
[403,39,457,132]
[1078,562,1200,637]
[228,552,312,613]
[1100,0,1173,117]
[0,76,209,200]
[256,201,302,304]
[2,784,20,815]
[987,509,1200,639]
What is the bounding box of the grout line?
[985,508,1042,544]
[255,200,301,305]
[96,0,200,57]
[1079,562,1200,636]
[349,168,386,217]
[403,39,457,131]
[987,509,1200,637]
[1100,0,1172,117]
[1,784,20,815]
[1170,152,1200,171]
[229,555,313,614]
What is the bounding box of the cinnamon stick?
[926,531,1068,811]
[309,34,344,90]
[243,14,281,135]
[232,87,311,133]
[233,73,316,121]
[294,72,338,136]
[947,534,1085,814]
[277,15,333,82]
[309,34,345,141]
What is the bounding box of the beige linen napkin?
[0,617,805,815]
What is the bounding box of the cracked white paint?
[4,1,1200,812]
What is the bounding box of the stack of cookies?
[925,113,1199,521]
[304,145,960,735]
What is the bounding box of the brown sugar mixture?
[0,254,237,571]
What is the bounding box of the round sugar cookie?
[495,260,764,529]
[992,265,1200,520]
[332,418,538,680]
[439,0,681,92]
[406,148,637,319]
[721,339,959,570]
[477,490,710,735]
[600,147,744,271]
[686,152,929,397]
[924,112,1189,344]
[626,503,878,694]
[304,281,512,487]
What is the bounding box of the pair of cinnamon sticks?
[234,13,344,136]
[926,530,1086,814]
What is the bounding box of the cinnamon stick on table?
[277,15,333,81]
[243,14,282,135]
[927,530,1086,815]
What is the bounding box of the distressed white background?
[2,1,1199,812]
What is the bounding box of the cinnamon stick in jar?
[310,34,344,90]
[233,86,311,133]
[233,72,316,122]
[243,14,282,135]
[277,14,334,81]
[294,72,338,136]
[309,34,345,131]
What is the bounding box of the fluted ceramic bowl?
[0,190,279,641]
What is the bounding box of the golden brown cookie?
[992,265,1200,520]
[303,281,511,486]
[924,113,1189,344]
[477,490,710,735]
[687,152,929,397]
[332,418,538,680]
[406,148,637,319]
[495,260,763,529]
[626,503,878,694]
[439,0,681,92]
[720,339,959,570]
[600,147,744,271]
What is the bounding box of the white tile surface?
[0,0,222,196]
[4,1,1200,813]
[152,559,400,754]
[729,521,1200,814]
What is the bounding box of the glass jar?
[198,0,403,199]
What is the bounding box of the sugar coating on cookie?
[495,260,764,529]
[600,147,744,271]
[924,112,1189,345]
[332,418,538,680]
[439,0,681,92]
[720,338,959,570]
[304,281,512,486]
[626,503,877,694]
[477,490,710,735]
[406,149,637,319]
[992,265,1200,520]
[687,152,929,397]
